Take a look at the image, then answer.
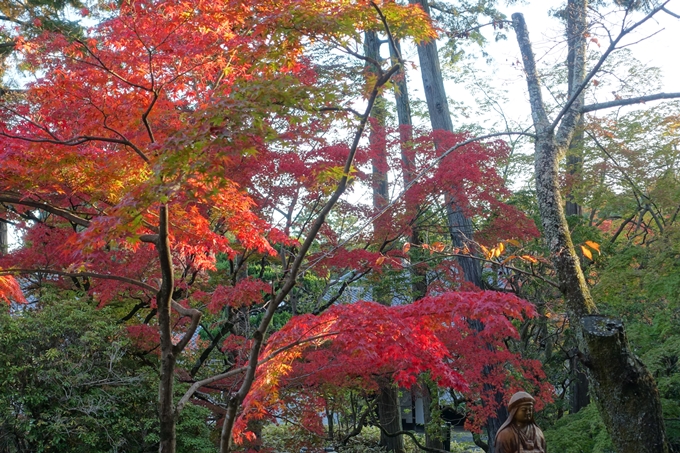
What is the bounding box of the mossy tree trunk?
[512,3,671,451]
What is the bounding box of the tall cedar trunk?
[563,0,588,410]
[366,31,405,451]
[565,2,585,219]
[0,220,7,255]
[409,2,507,450]
[513,6,669,452]
[390,39,427,300]
[570,350,590,413]
[409,0,482,289]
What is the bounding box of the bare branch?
[0,130,150,164]
[177,332,338,414]
[551,1,671,139]
[0,268,157,292]
[511,13,551,133]
[662,7,680,18]
[582,92,680,112]
[0,194,91,227]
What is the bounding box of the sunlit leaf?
[585,240,601,254]
[580,245,593,260]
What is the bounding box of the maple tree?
[1,0,629,451]
[0,0,455,451]
[230,292,551,448]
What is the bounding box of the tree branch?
[0,268,157,292]
[0,130,150,164]
[511,13,551,133]
[582,92,680,112]
[550,1,671,139]
[0,194,91,227]
[302,131,534,274]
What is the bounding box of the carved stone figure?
[494,391,546,453]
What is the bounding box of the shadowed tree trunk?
[409,0,482,289]
[366,30,405,453]
[0,219,7,255]
[512,2,669,450]
[390,39,428,301]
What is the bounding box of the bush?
[543,403,614,453]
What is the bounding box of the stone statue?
[494,391,546,453]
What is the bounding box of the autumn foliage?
[0,0,549,450]
[228,291,551,442]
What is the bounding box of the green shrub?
[544,403,614,453]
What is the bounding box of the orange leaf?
[432,241,445,252]
[520,255,538,264]
[376,256,386,266]
[506,239,521,247]
[580,245,593,261]
[501,255,517,265]
[585,240,601,254]
[402,242,411,253]
[480,244,490,258]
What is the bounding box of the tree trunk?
[378,380,406,453]
[512,8,669,451]
[569,349,590,413]
[409,0,481,288]
[422,383,444,451]
[157,205,177,453]
[390,39,428,301]
[0,220,7,255]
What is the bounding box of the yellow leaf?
[376,256,386,266]
[480,244,490,258]
[498,242,505,255]
[545,312,552,319]
[506,239,521,247]
[402,242,411,253]
[580,245,593,260]
[585,240,601,254]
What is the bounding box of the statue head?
[499,391,536,431]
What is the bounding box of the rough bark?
[390,39,428,300]
[0,219,7,255]
[365,30,390,221]
[513,8,669,452]
[583,316,667,453]
[409,0,481,289]
[157,205,177,453]
[378,380,407,453]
